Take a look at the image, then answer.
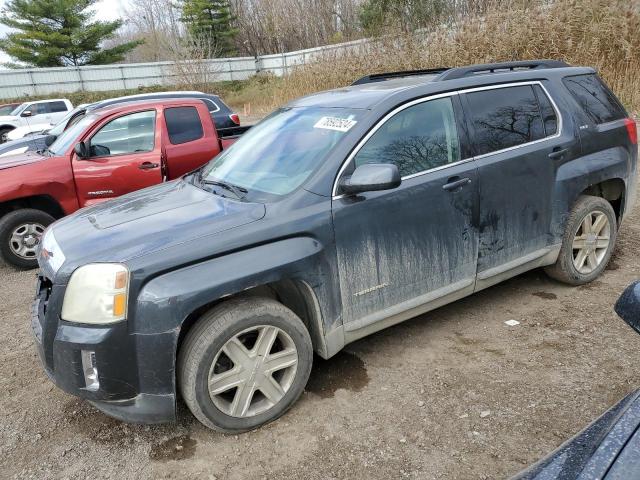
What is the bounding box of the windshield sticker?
[314,116,357,132]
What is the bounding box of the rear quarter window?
[165,106,204,144]
[203,98,222,113]
[563,74,626,124]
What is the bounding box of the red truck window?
[90,110,156,157]
[165,106,204,145]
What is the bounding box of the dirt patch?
[1,198,640,479]
[532,291,558,300]
[149,435,197,462]
[305,351,370,398]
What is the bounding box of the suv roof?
[87,91,226,113]
[88,98,208,117]
[289,60,593,110]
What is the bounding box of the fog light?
[81,350,99,391]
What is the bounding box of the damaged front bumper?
[31,274,176,424]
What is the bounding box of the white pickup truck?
[0,98,73,142]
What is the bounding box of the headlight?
[61,263,129,325]
[39,228,65,275]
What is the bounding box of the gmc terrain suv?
[33,60,638,432]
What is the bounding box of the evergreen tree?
[181,0,238,56]
[0,0,142,67]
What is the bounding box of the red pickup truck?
[0,98,243,268]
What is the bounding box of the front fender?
[127,236,332,398]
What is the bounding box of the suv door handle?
[443,177,471,191]
[548,147,569,159]
[139,162,159,170]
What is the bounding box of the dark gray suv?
[32,60,638,432]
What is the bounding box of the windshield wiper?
[201,178,248,200]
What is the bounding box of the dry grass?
[254,0,640,113]
[2,0,638,116]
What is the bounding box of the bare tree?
[165,30,224,90]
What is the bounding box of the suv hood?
[0,115,19,123]
[0,150,46,169]
[47,180,266,279]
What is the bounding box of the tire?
[0,127,12,144]
[0,209,54,269]
[545,195,617,285]
[178,297,313,433]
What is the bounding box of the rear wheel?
[178,297,313,433]
[545,195,617,285]
[0,209,54,269]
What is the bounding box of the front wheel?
[178,297,313,433]
[0,209,54,269]
[545,195,617,285]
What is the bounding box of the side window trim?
[332,81,563,198]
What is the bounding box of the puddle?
[305,351,369,398]
[532,291,557,300]
[149,435,197,462]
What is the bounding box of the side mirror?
[74,141,88,159]
[339,163,401,195]
[44,134,57,147]
[21,110,32,117]
[615,281,640,334]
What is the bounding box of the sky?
[0,0,127,64]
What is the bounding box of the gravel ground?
[1,195,639,480]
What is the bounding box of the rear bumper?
[32,275,177,424]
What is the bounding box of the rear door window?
[563,74,625,124]
[165,106,204,144]
[47,101,68,113]
[466,85,545,156]
[353,97,460,177]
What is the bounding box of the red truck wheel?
[0,209,54,269]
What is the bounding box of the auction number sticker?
[314,116,357,132]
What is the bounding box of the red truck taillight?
[624,118,637,145]
[229,113,240,125]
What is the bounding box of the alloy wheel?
[572,211,611,274]
[208,325,299,418]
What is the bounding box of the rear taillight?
[229,113,240,125]
[624,118,637,145]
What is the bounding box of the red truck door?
[72,109,163,206]
[161,104,222,179]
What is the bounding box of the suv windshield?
[48,114,98,156]
[200,107,364,200]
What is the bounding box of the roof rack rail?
[435,59,569,81]
[351,68,449,86]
